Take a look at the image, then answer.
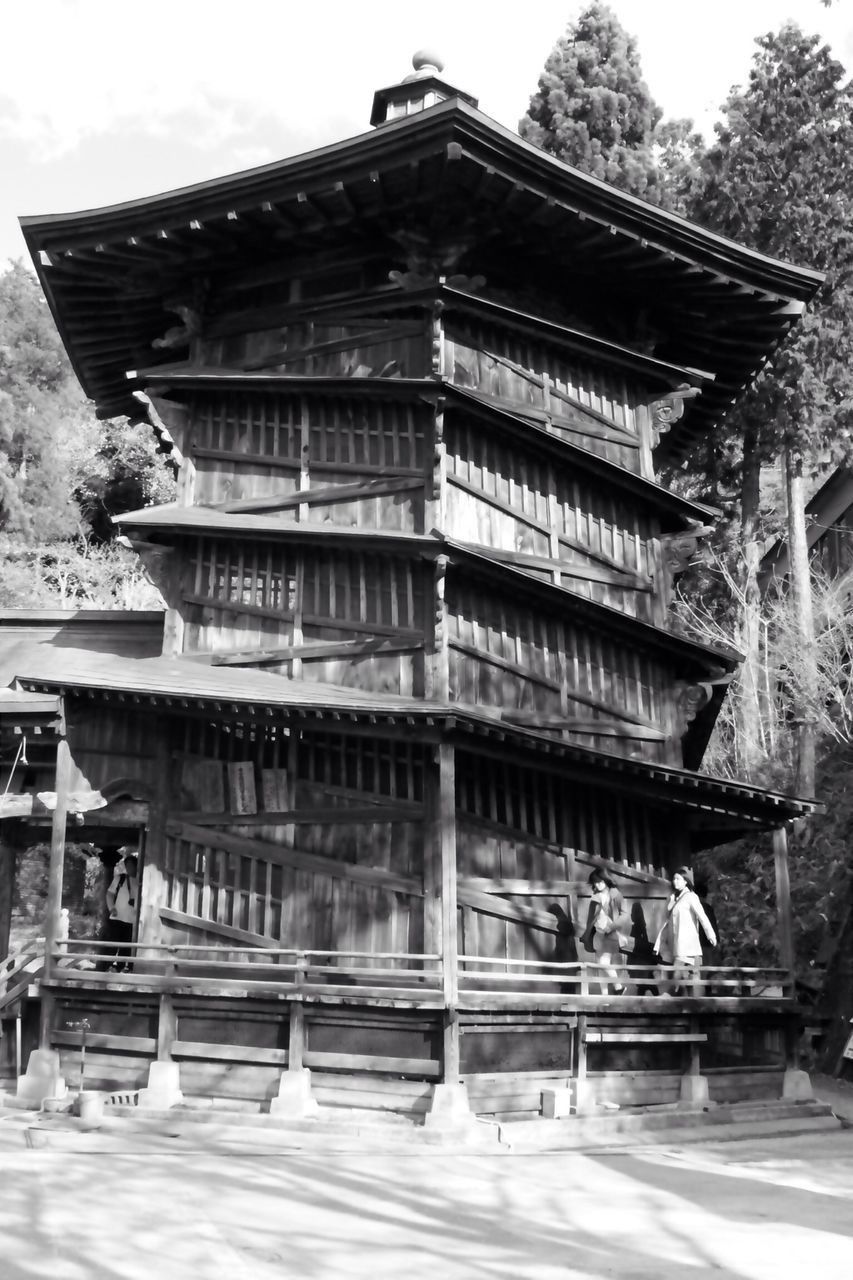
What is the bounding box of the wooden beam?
[167,821,425,897]
[207,635,425,667]
[219,475,424,515]
[773,825,795,974]
[173,802,423,825]
[457,538,651,592]
[456,886,560,934]
[499,710,666,741]
[457,878,583,897]
[159,907,279,949]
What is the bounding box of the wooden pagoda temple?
[0,54,824,1122]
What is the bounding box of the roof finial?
[370,50,477,127]
[410,49,445,79]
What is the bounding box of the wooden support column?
[288,1000,305,1073]
[773,825,795,976]
[156,993,177,1061]
[39,733,72,1049]
[138,725,173,949]
[0,829,20,959]
[42,736,72,984]
[438,741,459,1083]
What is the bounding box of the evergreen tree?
[519,3,693,206]
[0,260,175,606]
[685,25,853,794]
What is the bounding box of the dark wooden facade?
[1,58,823,1119]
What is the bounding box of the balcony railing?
[19,940,796,1006]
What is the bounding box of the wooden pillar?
[138,725,173,949]
[773,825,795,976]
[42,737,72,984]
[156,993,177,1061]
[288,1000,305,1073]
[0,830,19,959]
[438,742,459,1083]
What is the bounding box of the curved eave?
[12,659,820,832]
[115,504,738,673]
[115,504,439,555]
[20,98,822,444]
[135,370,717,531]
[443,539,741,675]
[444,384,717,531]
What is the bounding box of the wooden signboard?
[261,767,289,812]
[843,1029,853,1061]
[180,758,225,813]
[227,761,257,815]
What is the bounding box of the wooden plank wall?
[446,573,672,761]
[189,390,427,529]
[445,416,662,622]
[179,537,426,694]
[66,705,159,796]
[454,748,673,967]
[160,724,427,961]
[200,315,427,381]
[443,316,646,474]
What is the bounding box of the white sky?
[2,0,852,265]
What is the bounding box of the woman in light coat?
[655,867,717,995]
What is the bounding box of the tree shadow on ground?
[0,1145,770,1280]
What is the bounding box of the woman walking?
[580,870,630,995]
[655,867,717,995]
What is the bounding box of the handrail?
[32,938,796,1004]
[0,945,45,1015]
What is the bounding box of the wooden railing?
[0,945,45,1015]
[44,940,445,1002]
[457,956,795,1001]
[35,941,796,1005]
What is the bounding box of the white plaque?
[228,761,257,815]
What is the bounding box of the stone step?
[498,1100,840,1152]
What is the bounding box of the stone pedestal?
[679,1073,710,1106]
[423,1081,482,1136]
[269,1068,319,1119]
[541,1085,573,1119]
[782,1068,814,1102]
[137,1060,183,1110]
[16,1049,66,1108]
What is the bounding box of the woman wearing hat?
[654,867,717,996]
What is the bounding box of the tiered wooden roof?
[7,642,819,845]
[21,95,821,456]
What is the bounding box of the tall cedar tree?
[687,26,853,793]
[519,3,700,208]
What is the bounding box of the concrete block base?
[541,1086,573,1119]
[423,1082,480,1134]
[782,1068,814,1102]
[137,1060,184,1110]
[269,1069,319,1119]
[679,1073,710,1107]
[16,1049,67,1108]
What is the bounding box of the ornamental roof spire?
[370,50,478,126]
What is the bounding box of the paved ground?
[1,1126,852,1280]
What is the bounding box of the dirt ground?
[1,1125,852,1280]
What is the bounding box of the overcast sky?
[2,0,852,266]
